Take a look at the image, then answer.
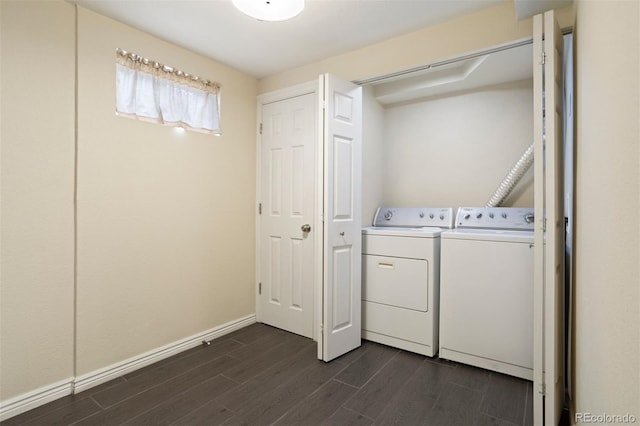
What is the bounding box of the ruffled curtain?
[115,49,221,135]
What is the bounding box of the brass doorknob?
[301,224,311,233]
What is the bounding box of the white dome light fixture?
[232,0,304,22]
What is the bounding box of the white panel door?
[259,93,315,338]
[319,74,363,361]
[533,10,564,426]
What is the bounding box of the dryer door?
[362,254,428,312]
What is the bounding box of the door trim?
[255,81,320,341]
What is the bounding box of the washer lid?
[362,226,442,238]
[442,228,533,243]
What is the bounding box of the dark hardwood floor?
[2,323,533,426]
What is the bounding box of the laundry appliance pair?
[362,206,535,380]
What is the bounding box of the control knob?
[464,213,471,220]
[384,211,392,220]
[476,213,483,219]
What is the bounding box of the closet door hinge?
[543,218,547,232]
[258,203,262,215]
[539,382,546,396]
[259,122,263,135]
[258,282,262,295]
[540,52,547,65]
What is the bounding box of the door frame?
[255,81,321,342]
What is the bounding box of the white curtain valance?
[115,48,221,135]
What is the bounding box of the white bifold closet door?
[533,9,565,426]
[318,74,363,362]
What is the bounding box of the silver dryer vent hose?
[486,143,534,207]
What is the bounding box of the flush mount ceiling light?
[232,0,304,22]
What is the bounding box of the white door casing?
[533,10,564,426]
[319,74,363,362]
[258,92,316,339]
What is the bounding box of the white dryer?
[362,207,454,357]
[439,207,535,380]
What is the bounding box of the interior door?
[318,74,363,361]
[259,93,315,339]
[533,9,564,425]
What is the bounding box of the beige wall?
[258,2,573,94]
[1,0,257,404]
[75,7,257,375]
[380,79,534,208]
[0,1,76,399]
[573,0,639,419]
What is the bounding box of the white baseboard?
[0,314,256,422]
[0,378,74,422]
[73,314,256,393]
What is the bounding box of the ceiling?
[71,0,504,79]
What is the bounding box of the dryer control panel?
[455,207,535,230]
[373,207,454,229]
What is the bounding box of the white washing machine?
[362,207,454,357]
[439,207,535,380]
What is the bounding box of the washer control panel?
[455,207,535,230]
[373,207,454,229]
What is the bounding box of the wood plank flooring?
[2,323,533,426]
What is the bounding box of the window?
[115,48,221,135]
